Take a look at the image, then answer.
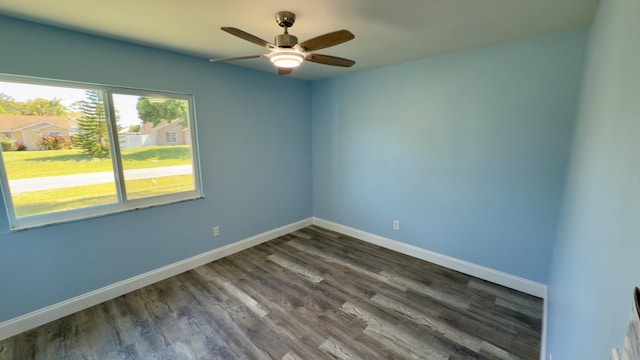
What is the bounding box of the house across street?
[0,115,73,150]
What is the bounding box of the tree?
[0,93,25,115]
[24,98,67,116]
[75,91,110,157]
[136,97,187,128]
[0,94,67,116]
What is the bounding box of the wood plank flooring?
[0,226,543,359]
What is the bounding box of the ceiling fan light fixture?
[270,51,304,68]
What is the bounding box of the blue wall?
[547,0,640,357]
[0,16,312,322]
[312,30,587,283]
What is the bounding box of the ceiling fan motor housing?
[275,33,298,48]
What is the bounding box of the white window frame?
[0,74,203,231]
[165,131,177,144]
[48,131,61,137]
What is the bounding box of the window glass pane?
[112,94,195,201]
[165,132,177,143]
[0,82,117,217]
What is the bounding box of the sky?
[0,81,142,127]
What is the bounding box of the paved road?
[8,165,193,193]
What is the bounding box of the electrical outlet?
[213,226,220,237]
[393,220,400,231]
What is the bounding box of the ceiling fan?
[210,11,355,76]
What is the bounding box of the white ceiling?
[0,0,598,81]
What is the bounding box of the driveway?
[8,165,193,193]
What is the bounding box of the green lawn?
[12,175,195,217]
[2,145,196,217]
[2,146,192,180]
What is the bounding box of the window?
[165,132,177,144]
[0,76,202,230]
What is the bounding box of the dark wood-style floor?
[0,226,543,359]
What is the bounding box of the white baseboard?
[0,217,313,341]
[311,217,547,298]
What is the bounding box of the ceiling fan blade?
[278,68,293,76]
[307,54,356,68]
[296,30,354,52]
[210,55,264,63]
[221,27,274,49]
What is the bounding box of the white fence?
[119,134,155,149]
